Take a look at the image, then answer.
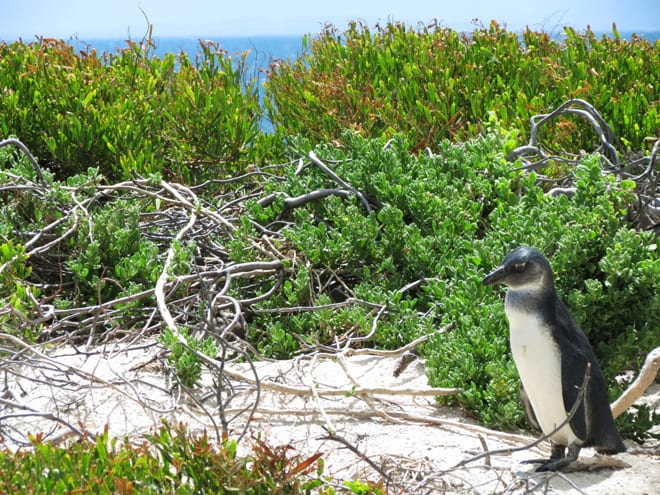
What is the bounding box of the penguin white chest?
[505,307,581,447]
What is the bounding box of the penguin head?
[482,247,553,290]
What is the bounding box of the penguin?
[482,247,625,471]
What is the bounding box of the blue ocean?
[71,35,307,75]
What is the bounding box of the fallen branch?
[611,346,660,418]
[321,426,392,485]
[507,98,659,231]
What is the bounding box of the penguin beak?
[482,265,507,286]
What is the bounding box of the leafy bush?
[0,422,330,494]
[1,20,657,449]
[239,130,658,434]
[3,22,656,181]
[265,21,659,153]
[159,327,218,388]
[0,36,266,181]
[0,150,160,334]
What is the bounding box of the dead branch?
[0,138,45,184]
[0,144,455,450]
[611,346,660,418]
[308,150,373,213]
[508,99,659,231]
[320,425,392,484]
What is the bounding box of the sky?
[1,0,658,41]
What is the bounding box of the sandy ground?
[1,340,658,494]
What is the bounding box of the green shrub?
[265,21,659,153]
[240,130,658,435]
[159,326,218,388]
[0,422,329,494]
[0,36,266,181]
[1,21,657,443]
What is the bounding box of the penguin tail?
[595,438,626,455]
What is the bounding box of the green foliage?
[0,422,329,494]
[343,480,386,494]
[427,153,658,432]
[616,404,660,444]
[66,199,163,304]
[244,131,658,435]
[0,155,166,323]
[2,23,656,181]
[266,21,659,153]
[0,36,266,181]
[0,240,36,311]
[159,327,218,388]
[0,20,657,451]
[243,131,508,356]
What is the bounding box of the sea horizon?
[51,29,657,77]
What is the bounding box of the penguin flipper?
[558,341,589,442]
[549,305,594,442]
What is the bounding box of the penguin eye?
[513,262,526,273]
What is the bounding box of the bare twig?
[0,138,46,184]
[321,425,392,484]
[508,99,659,231]
[308,150,373,213]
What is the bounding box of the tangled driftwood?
[0,137,466,450]
[507,99,659,231]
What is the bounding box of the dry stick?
[544,472,589,495]
[526,99,619,166]
[509,100,658,230]
[451,363,592,470]
[0,196,82,278]
[1,173,278,440]
[320,425,393,485]
[312,323,452,360]
[203,294,265,434]
[0,138,46,184]
[308,150,372,214]
[158,179,236,232]
[0,384,92,444]
[611,346,660,418]
[343,304,386,349]
[225,363,461,398]
[155,179,280,262]
[478,436,491,467]
[222,327,460,397]
[258,188,353,210]
[253,296,385,316]
[334,353,392,423]
[0,332,175,415]
[152,181,263,443]
[301,354,337,434]
[49,263,281,322]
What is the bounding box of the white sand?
[2,340,658,494]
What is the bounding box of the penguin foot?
[520,457,553,465]
[520,456,576,472]
[522,444,580,472]
[533,456,576,472]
